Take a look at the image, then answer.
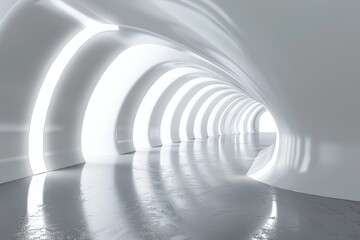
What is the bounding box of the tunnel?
[1,0,360,239]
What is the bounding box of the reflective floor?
[1,133,360,240]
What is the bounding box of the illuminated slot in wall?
[28,24,118,175]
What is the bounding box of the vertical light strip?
[28,24,119,174]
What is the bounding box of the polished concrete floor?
[1,133,360,240]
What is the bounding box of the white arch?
[179,84,231,141]
[252,107,267,132]
[82,44,203,157]
[193,89,240,139]
[161,78,224,145]
[238,103,261,133]
[133,67,213,150]
[29,23,118,174]
[207,94,242,137]
[218,97,244,135]
[233,101,256,134]
[247,106,266,133]
[226,98,252,135]
[217,98,243,135]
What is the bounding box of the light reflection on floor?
[1,133,360,239]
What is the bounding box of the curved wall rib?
[234,102,258,134]
[224,99,251,135]
[218,98,244,136]
[207,94,242,137]
[194,89,240,139]
[244,105,265,133]
[29,24,119,174]
[133,67,228,150]
[253,108,268,133]
[162,78,230,144]
[179,84,230,141]
[83,44,192,157]
[43,30,121,172]
[133,67,203,150]
[248,106,266,133]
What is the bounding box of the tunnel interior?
[1,0,360,239]
[0,0,277,184]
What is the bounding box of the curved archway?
[179,84,233,141]
[238,103,261,133]
[133,67,219,150]
[233,101,257,134]
[207,94,243,137]
[226,98,253,135]
[218,97,245,136]
[245,105,265,133]
[193,89,240,139]
[161,78,231,144]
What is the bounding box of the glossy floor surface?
[1,133,360,240]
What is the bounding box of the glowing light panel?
[28,24,118,174]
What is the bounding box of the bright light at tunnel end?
[28,23,119,175]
